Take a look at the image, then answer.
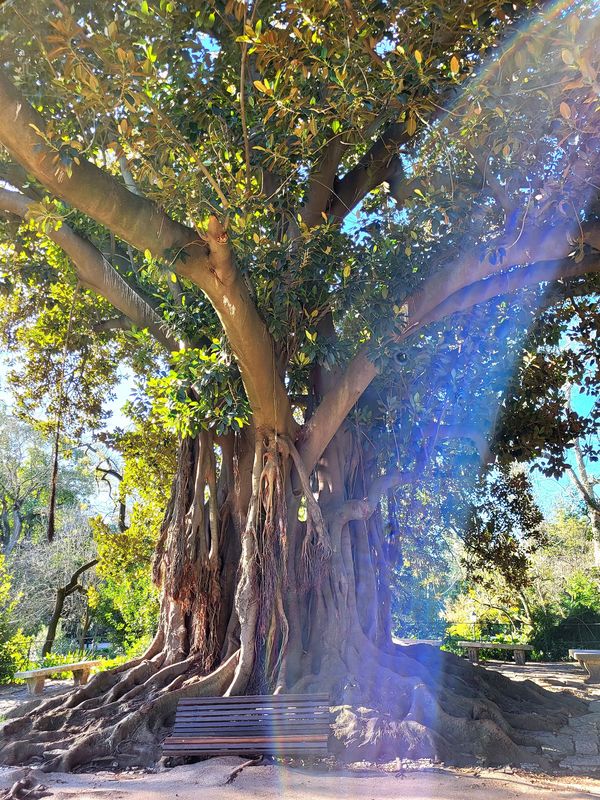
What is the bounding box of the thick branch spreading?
[0,74,294,434]
[328,123,410,220]
[301,254,600,472]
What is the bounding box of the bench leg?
[26,677,45,696]
[514,649,527,666]
[467,648,479,664]
[72,668,91,687]
[584,663,600,685]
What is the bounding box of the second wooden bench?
[458,641,533,666]
[15,660,101,696]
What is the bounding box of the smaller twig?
[225,755,264,785]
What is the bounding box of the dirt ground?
[3,760,600,800]
[2,660,600,799]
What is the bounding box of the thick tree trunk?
[0,427,588,771]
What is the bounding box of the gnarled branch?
[301,254,600,473]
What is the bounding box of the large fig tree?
[0,0,598,771]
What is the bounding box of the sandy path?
[3,760,600,800]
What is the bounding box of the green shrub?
[0,555,33,683]
[530,608,600,661]
[527,572,600,660]
[0,629,32,684]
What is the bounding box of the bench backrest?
[167,693,331,754]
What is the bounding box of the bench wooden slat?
[171,719,329,726]
[177,708,325,713]
[173,711,329,719]
[166,735,327,744]
[176,700,329,707]
[163,741,328,749]
[172,728,327,737]
[164,748,328,754]
[164,740,328,747]
[173,721,328,730]
[178,693,329,704]
[173,710,328,720]
[175,703,329,714]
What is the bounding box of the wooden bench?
[15,660,101,696]
[458,641,533,666]
[162,694,331,758]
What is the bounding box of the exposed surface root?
[291,645,588,767]
[0,650,240,773]
[1,775,50,799]
[0,644,588,773]
[224,755,264,784]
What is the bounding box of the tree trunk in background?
[591,509,600,568]
[79,601,91,656]
[5,507,21,555]
[41,587,66,658]
[41,559,98,657]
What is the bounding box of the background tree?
[563,426,600,565]
[0,406,49,555]
[445,506,600,660]
[9,511,98,652]
[0,0,598,771]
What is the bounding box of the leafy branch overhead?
[0,0,597,493]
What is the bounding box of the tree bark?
[41,588,66,659]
